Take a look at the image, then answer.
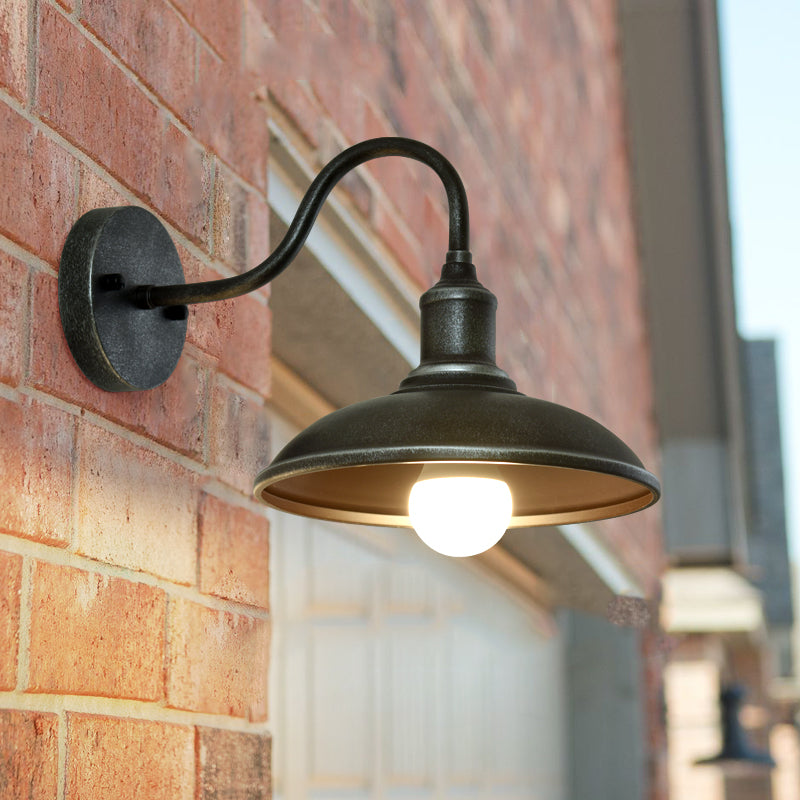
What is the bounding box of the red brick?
[76,423,198,584]
[243,1,276,73]
[199,494,269,608]
[213,165,248,271]
[152,124,212,248]
[267,76,322,149]
[181,251,233,361]
[197,728,271,800]
[172,0,242,61]
[36,4,159,203]
[28,561,165,699]
[247,187,270,269]
[79,140,211,252]
[216,294,271,396]
[188,48,267,191]
[210,383,270,496]
[66,714,194,800]
[78,164,129,213]
[0,710,59,799]
[363,97,395,141]
[0,252,28,387]
[0,103,76,267]
[30,271,210,460]
[167,597,269,719]
[0,551,22,689]
[252,0,325,39]
[0,395,75,546]
[0,0,27,101]
[81,0,196,122]
[374,201,427,290]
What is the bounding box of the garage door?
[268,416,567,800]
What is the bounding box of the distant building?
[621,0,797,797]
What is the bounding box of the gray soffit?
[619,0,749,565]
[741,339,793,627]
[269,212,412,408]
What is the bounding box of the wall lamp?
[58,137,660,557]
[695,685,775,772]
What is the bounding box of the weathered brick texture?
[0,102,75,266]
[199,494,270,609]
[0,710,59,799]
[210,383,271,495]
[76,423,199,583]
[0,396,75,547]
[167,597,269,719]
[197,727,272,800]
[0,0,28,102]
[0,552,22,690]
[0,252,27,388]
[28,561,166,699]
[66,714,195,800]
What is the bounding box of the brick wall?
[0,1,663,798]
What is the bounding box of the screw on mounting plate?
[97,273,126,291]
[163,304,189,321]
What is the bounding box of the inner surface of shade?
[259,461,656,527]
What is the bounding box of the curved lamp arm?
[58,136,473,392]
[136,136,470,310]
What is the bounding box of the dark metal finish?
[97,273,126,291]
[695,686,775,771]
[57,136,661,538]
[60,137,469,390]
[135,137,469,309]
[256,258,661,527]
[398,260,516,392]
[58,206,187,391]
[255,386,660,527]
[163,304,189,321]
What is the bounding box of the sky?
[718,0,800,560]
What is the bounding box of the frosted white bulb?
[408,472,512,557]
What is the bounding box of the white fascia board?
[559,523,644,598]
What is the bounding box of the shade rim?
[254,386,660,530]
[255,456,659,528]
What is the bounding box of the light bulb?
[408,466,512,557]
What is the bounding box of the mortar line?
[0,691,273,733]
[57,706,67,800]
[40,0,268,196]
[67,412,81,553]
[15,557,33,693]
[0,533,271,621]
[26,0,39,111]
[0,87,263,280]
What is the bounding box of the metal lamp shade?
[255,386,659,527]
[256,259,659,531]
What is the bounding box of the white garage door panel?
[270,470,567,800]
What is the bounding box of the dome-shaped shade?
[255,387,660,527]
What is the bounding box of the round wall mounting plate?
[58,206,187,391]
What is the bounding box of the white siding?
[269,482,567,799]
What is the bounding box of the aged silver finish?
[57,136,660,534]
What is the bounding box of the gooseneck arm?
[135,137,470,310]
[58,136,471,392]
